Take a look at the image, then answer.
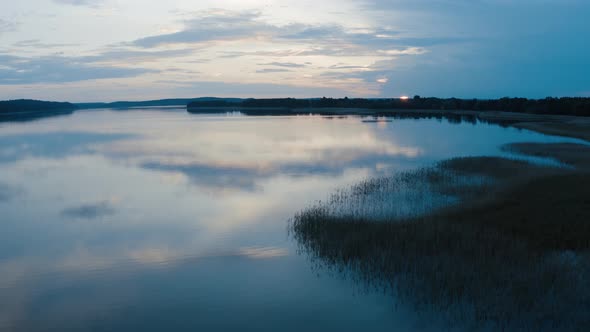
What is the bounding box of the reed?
[290,157,590,331]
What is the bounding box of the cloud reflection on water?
[61,201,117,219]
[98,115,422,193]
[0,132,132,162]
[0,112,423,279]
[0,182,23,202]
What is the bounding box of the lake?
[0,108,581,331]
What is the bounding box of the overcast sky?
[0,0,589,101]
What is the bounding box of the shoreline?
[0,108,75,122]
[187,106,590,142]
[512,121,590,142]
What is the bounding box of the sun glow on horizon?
[400,96,410,100]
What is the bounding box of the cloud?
[280,25,344,40]
[255,68,292,74]
[4,1,588,98]
[0,19,17,34]
[80,48,195,64]
[53,0,103,7]
[217,44,436,60]
[13,39,80,49]
[378,47,428,56]
[0,55,155,85]
[133,10,272,48]
[0,5,467,98]
[329,64,370,70]
[189,80,359,97]
[258,62,307,68]
[131,9,435,58]
[319,67,386,82]
[61,201,116,219]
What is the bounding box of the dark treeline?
[0,99,77,122]
[0,99,77,113]
[188,98,309,109]
[188,96,590,116]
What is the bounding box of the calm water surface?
[0,109,582,331]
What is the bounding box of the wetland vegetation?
[291,142,590,331]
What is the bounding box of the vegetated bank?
[290,137,590,330]
[0,99,77,122]
[188,96,590,117]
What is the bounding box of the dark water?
[0,109,581,331]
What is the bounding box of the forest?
[188,96,590,116]
[0,99,77,121]
[0,99,77,113]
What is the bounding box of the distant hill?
[0,99,77,122]
[77,97,243,109]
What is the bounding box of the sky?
[0,0,589,102]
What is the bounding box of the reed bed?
[320,166,492,222]
[290,157,590,331]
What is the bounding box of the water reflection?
[0,182,23,202]
[0,132,131,162]
[0,109,583,331]
[61,200,117,219]
[99,115,423,193]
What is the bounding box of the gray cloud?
[134,11,271,48]
[131,10,444,59]
[329,64,369,70]
[258,62,307,68]
[319,69,387,84]
[153,80,352,98]
[81,48,195,63]
[0,18,17,34]
[219,48,359,59]
[218,44,435,59]
[0,54,156,85]
[13,39,79,49]
[61,201,116,219]
[53,0,103,7]
[280,25,343,40]
[255,68,292,74]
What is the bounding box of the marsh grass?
[320,166,492,221]
[309,157,551,223]
[291,156,590,331]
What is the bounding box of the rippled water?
[0,109,581,331]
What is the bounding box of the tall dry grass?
[290,157,590,331]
